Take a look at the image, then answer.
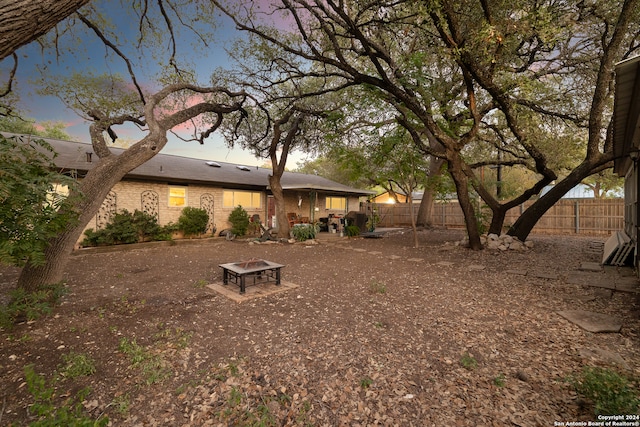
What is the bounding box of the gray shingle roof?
[4,133,374,196]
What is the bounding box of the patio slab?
[616,276,640,293]
[579,262,603,272]
[567,271,639,293]
[207,280,299,303]
[557,310,622,333]
[531,271,559,280]
[505,269,528,276]
[578,347,631,370]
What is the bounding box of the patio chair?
[287,212,300,227]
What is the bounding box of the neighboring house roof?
[613,55,640,176]
[5,133,374,196]
[540,184,622,199]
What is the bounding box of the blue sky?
[1,0,310,168]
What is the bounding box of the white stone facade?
[81,179,361,242]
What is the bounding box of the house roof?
[4,133,374,196]
[540,183,623,199]
[613,55,640,175]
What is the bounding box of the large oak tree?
[216,0,640,248]
[12,1,253,290]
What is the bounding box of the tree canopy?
[0,135,79,267]
[5,1,256,290]
[215,0,640,247]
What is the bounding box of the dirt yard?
[0,228,639,426]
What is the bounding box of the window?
[326,196,346,210]
[169,186,187,207]
[223,190,261,208]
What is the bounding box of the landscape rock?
[460,234,532,251]
[486,240,501,250]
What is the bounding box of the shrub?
[368,280,386,294]
[571,366,639,415]
[82,209,171,246]
[228,206,250,237]
[291,224,317,241]
[177,207,209,237]
[345,225,360,237]
[0,282,68,329]
[0,135,80,268]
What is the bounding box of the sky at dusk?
[1,0,310,168]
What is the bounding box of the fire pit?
[219,258,285,294]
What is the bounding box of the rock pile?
[459,233,534,251]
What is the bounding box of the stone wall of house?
[77,180,364,246]
[80,180,267,244]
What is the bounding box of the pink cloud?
[238,0,297,31]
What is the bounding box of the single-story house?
[5,133,375,239]
[613,55,640,268]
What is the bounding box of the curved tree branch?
[76,12,147,105]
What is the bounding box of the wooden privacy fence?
[365,199,624,236]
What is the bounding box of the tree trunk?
[17,135,166,290]
[448,157,482,250]
[508,165,593,241]
[416,158,445,227]
[17,179,120,290]
[269,175,290,239]
[488,206,507,236]
[416,187,435,227]
[15,226,78,292]
[0,0,91,60]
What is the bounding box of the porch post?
[310,190,316,222]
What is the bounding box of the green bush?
[571,366,639,415]
[345,225,361,237]
[177,207,209,237]
[0,135,81,268]
[291,224,317,241]
[82,209,172,246]
[228,206,250,237]
[0,282,68,329]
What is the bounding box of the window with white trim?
[223,190,261,208]
[326,196,346,210]
[168,186,187,207]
